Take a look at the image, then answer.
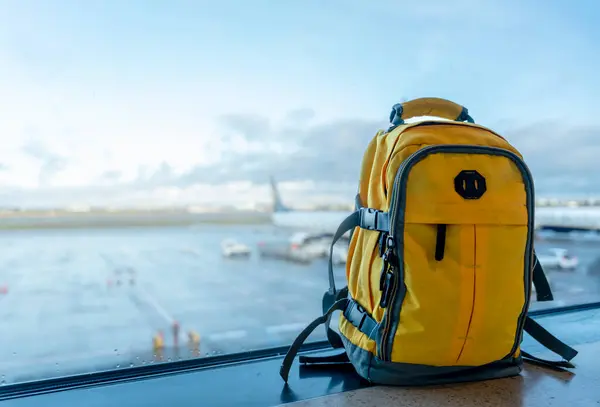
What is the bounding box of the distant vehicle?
[537,248,578,270]
[265,177,353,265]
[289,232,329,257]
[256,232,349,265]
[289,232,349,264]
[257,240,312,264]
[221,239,251,258]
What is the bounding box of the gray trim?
[341,330,374,383]
[382,144,535,362]
[341,334,522,386]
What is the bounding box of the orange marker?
[153,330,165,351]
[188,330,200,355]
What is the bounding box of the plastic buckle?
[360,208,381,231]
[355,303,367,330]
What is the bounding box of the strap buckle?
[346,302,368,331]
[360,207,381,230]
[359,208,389,232]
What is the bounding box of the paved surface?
[0,225,598,383]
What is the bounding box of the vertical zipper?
[378,236,397,360]
[435,224,447,261]
[379,142,535,363]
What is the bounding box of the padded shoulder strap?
[532,252,553,302]
[327,208,389,294]
[523,251,575,368]
[323,207,389,350]
[522,316,578,368]
[279,299,349,383]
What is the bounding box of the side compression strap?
[523,316,578,368]
[322,212,361,350]
[532,253,553,302]
[322,287,348,349]
[343,299,378,340]
[300,299,378,365]
[521,351,574,370]
[280,299,349,383]
[327,207,389,294]
[348,194,362,245]
[323,208,389,350]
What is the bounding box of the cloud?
[20,140,68,187]
[0,111,384,208]
[0,179,356,210]
[99,170,122,182]
[163,114,600,200]
[217,114,272,142]
[2,110,599,209]
[140,113,386,188]
[284,108,316,125]
[503,121,600,197]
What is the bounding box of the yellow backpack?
[280,97,578,385]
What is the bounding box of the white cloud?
[0,0,597,208]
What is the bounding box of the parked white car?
[537,248,578,270]
[221,239,251,258]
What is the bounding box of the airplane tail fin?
[270,176,291,212]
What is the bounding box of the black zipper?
[435,224,447,261]
[378,142,535,362]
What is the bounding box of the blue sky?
[0,0,598,208]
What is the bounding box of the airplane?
[264,177,355,262]
[534,206,600,243]
[535,206,600,233]
[270,176,600,241]
[269,176,352,233]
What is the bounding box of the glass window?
[0,1,598,386]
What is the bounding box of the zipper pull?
[379,236,396,308]
[378,232,388,258]
[379,236,394,288]
[381,235,395,262]
[379,266,395,308]
[379,261,390,291]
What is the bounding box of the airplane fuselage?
[535,206,600,232]
[272,210,350,233]
[272,206,600,235]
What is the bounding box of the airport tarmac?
[0,225,598,384]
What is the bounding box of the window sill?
[280,339,600,407]
[2,305,600,407]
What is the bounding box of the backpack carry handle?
[389,97,474,127]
